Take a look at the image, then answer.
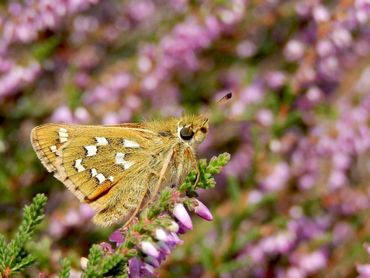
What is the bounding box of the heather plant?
[1,0,370,277]
[0,194,47,277]
[0,155,229,277]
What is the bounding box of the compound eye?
[200,127,207,133]
[180,126,194,140]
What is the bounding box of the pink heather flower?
[79,204,95,220]
[109,230,124,246]
[286,267,305,278]
[48,218,64,238]
[264,71,286,89]
[128,257,142,278]
[240,82,265,105]
[74,107,90,123]
[365,244,370,255]
[298,251,327,274]
[284,39,305,61]
[140,241,160,258]
[173,203,193,230]
[256,109,274,127]
[236,40,257,58]
[157,241,171,255]
[312,5,330,22]
[261,162,290,192]
[65,209,80,226]
[194,199,213,221]
[316,39,335,57]
[142,263,155,276]
[167,232,183,245]
[50,105,74,123]
[357,264,370,278]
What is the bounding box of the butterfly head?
[177,115,209,146]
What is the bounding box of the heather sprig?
[0,194,47,277]
[58,258,71,278]
[73,152,230,277]
[179,152,230,195]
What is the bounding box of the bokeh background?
[1,0,370,277]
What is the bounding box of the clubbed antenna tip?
[217,92,233,104]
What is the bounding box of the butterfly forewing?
[31,123,169,226]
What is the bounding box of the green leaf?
[100,254,125,276]
[59,258,71,278]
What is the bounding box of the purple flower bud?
[99,242,114,253]
[155,228,170,242]
[109,230,124,246]
[169,232,183,245]
[140,241,159,258]
[141,263,155,276]
[178,222,190,234]
[157,241,171,255]
[194,199,213,221]
[173,203,193,230]
[144,256,160,268]
[128,258,142,278]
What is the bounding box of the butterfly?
[31,115,209,227]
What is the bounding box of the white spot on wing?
[58,128,68,143]
[115,152,135,170]
[50,145,57,153]
[123,139,140,148]
[115,152,125,164]
[95,137,108,146]
[74,159,85,172]
[108,176,114,182]
[123,160,134,170]
[84,145,97,156]
[95,173,106,184]
[91,168,97,177]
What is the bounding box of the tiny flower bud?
[109,229,124,246]
[194,199,213,221]
[157,241,171,255]
[155,228,169,242]
[173,203,193,230]
[169,232,183,245]
[99,242,114,253]
[167,221,179,233]
[80,257,88,270]
[142,263,155,276]
[140,241,159,258]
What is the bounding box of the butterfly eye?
[200,127,207,133]
[180,126,194,140]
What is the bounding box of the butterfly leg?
[145,149,174,206]
[188,150,200,190]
